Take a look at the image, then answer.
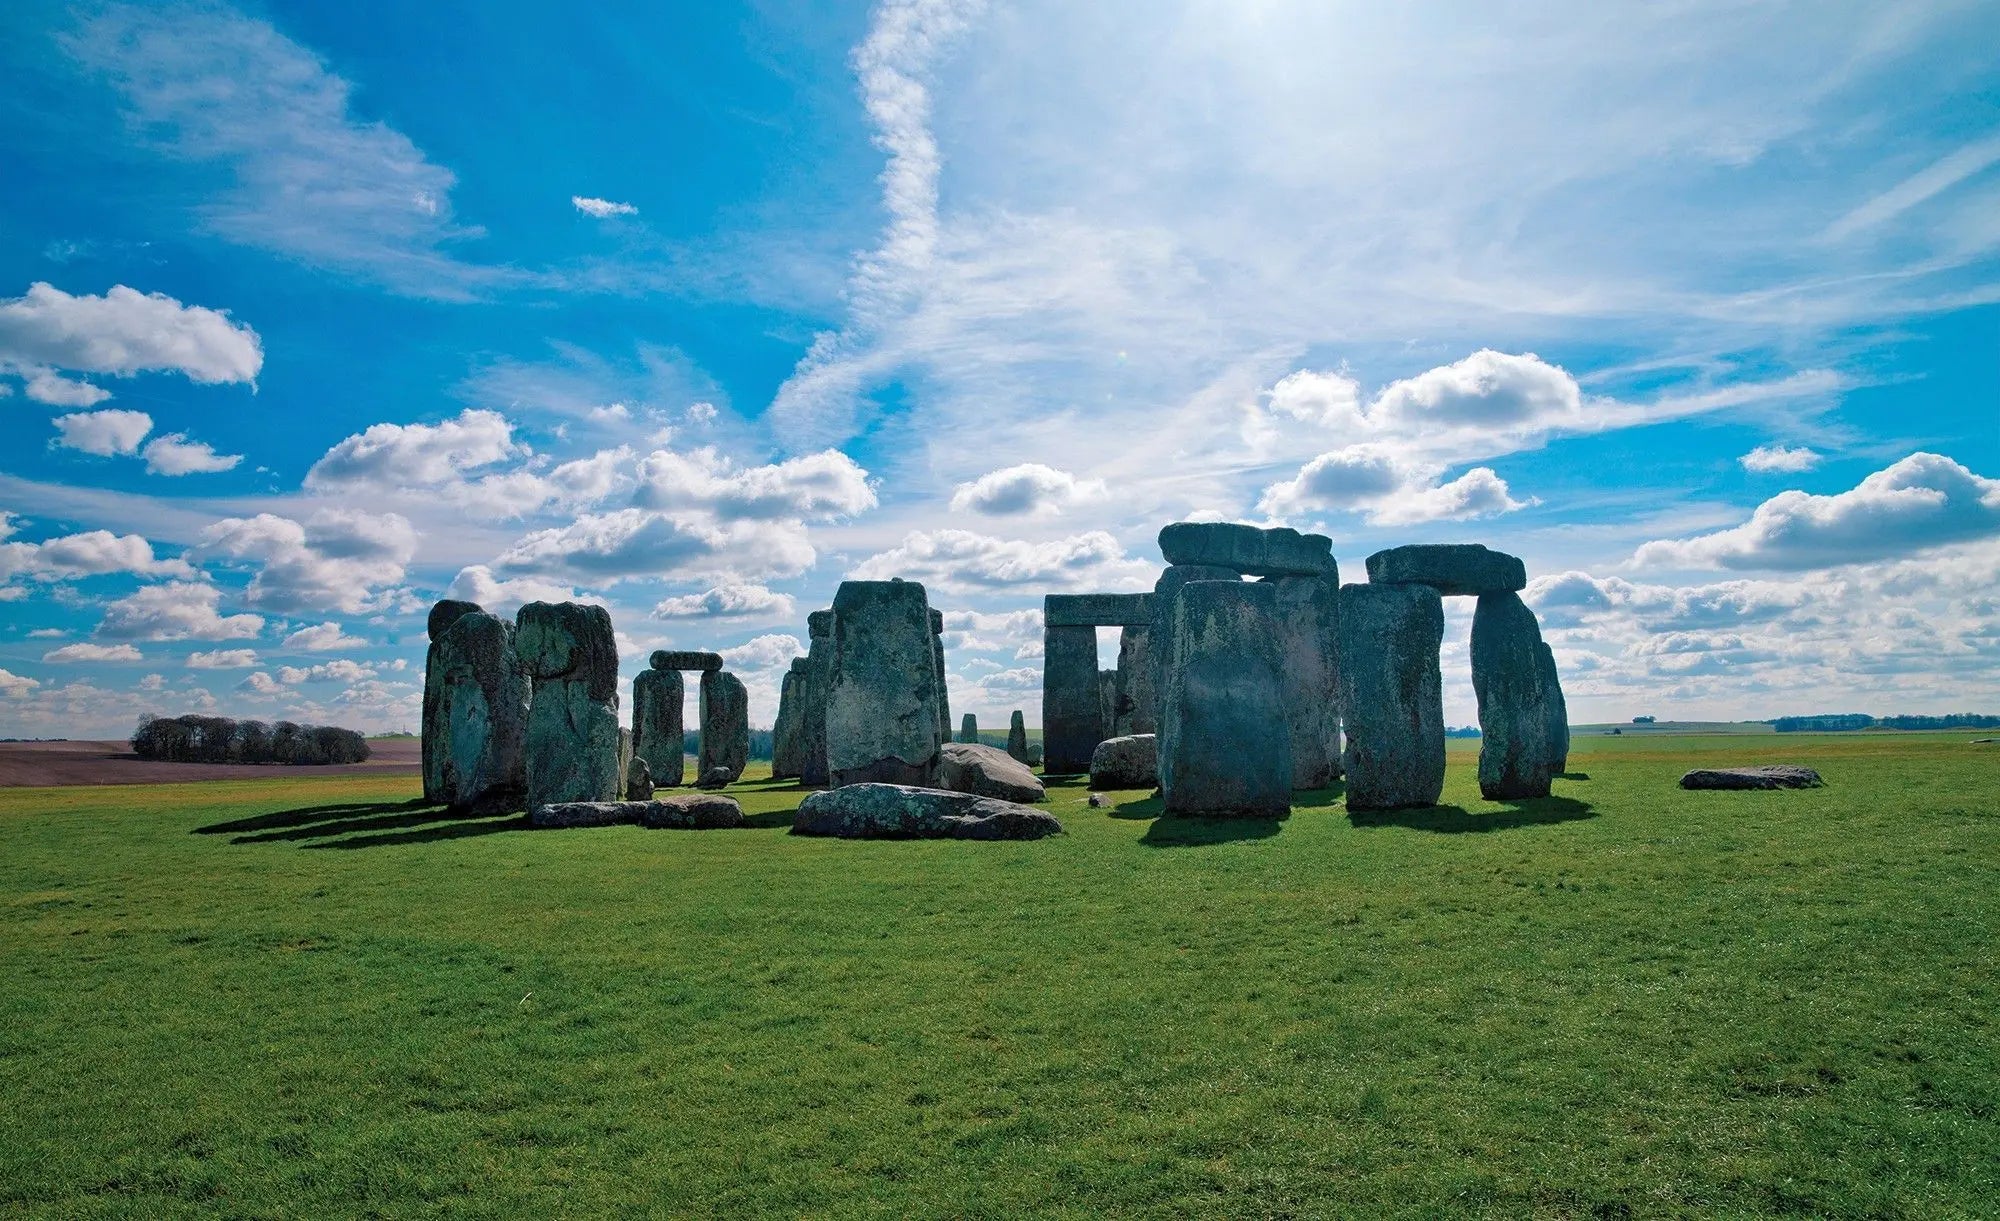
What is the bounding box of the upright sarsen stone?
[1159,581,1292,818]
[422,598,486,804]
[632,665,686,787]
[1007,710,1030,763]
[515,601,622,811]
[827,581,943,787]
[1149,564,1240,735]
[431,609,528,814]
[958,713,978,744]
[1098,670,1117,746]
[1262,572,1343,789]
[1111,625,1156,737]
[1338,584,1445,811]
[801,610,835,787]
[1041,622,1101,774]
[1539,642,1570,774]
[772,659,808,780]
[698,669,750,784]
[1471,592,1554,800]
[931,608,950,748]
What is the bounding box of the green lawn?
[1,734,1995,1217]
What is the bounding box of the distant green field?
[2,734,1995,1216]
[1575,720,1779,735]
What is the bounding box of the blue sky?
[1,0,1996,738]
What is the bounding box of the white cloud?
[277,659,373,684]
[1634,452,2000,571]
[24,371,112,407]
[141,433,242,476]
[850,528,1155,594]
[238,670,283,694]
[283,621,366,651]
[44,642,144,663]
[0,668,42,698]
[53,409,152,456]
[186,648,258,668]
[651,584,797,620]
[96,581,266,642]
[633,447,877,520]
[1740,444,1822,473]
[0,281,261,384]
[444,565,601,618]
[138,672,166,691]
[1257,442,1525,525]
[0,528,194,583]
[949,463,1107,516]
[494,509,815,585]
[306,408,520,490]
[572,196,638,218]
[199,509,417,612]
[718,634,805,672]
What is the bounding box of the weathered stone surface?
[931,608,950,747]
[698,670,749,783]
[694,765,733,789]
[792,784,1062,840]
[639,793,746,828]
[625,757,654,801]
[1366,544,1526,596]
[1111,625,1156,737]
[426,609,528,814]
[530,801,638,829]
[771,662,807,780]
[1338,583,1446,811]
[651,649,723,672]
[515,601,622,812]
[1149,564,1241,723]
[428,599,483,642]
[1098,670,1117,746]
[1090,733,1157,790]
[1043,593,1153,627]
[632,667,685,788]
[1539,642,1570,774]
[801,610,835,787]
[618,727,632,798]
[423,597,487,803]
[1471,592,1555,800]
[1680,765,1824,790]
[1158,522,1335,577]
[1007,710,1030,762]
[958,713,978,743]
[827,581,942,787]
[936,742,1046,803]
[1087,793,1110,808]
[1159,582,1293,818]
[1262,572,1343,790]
[1041,623,1101,775]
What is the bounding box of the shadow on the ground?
[741,810,796,829]
[1140,815,1286,847]
[302,814,527,849]
[1557,771,1592,781]
[195,797,435,836]
[230,805,506,845]
[1347,796,1596,834]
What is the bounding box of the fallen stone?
[1007,710,1030,763]
[631,666,685,788]
[625,757,654,801]
[827,580,943,786]
[516,601,622,812]
[639,793,746,829]
[1471,591,1556,800]
[1089,733,1157,789]
[936,741,1046,803]
[1261,572,1342,789]
[1365,544,1526,596]
[1087,793,1110,808]
[697,670,749,783]
[694,765,733,790]
[791,784,1062,840]
[958,713,979,744]
[1158,522,1335,576]
[530,801,637,829]
[1680,766,1824,790]
[1338,583,1445,811]
[1042,593,1153,627]
[1158,581,1293,818]
[651,650,723,672]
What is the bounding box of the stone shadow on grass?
[1347,796,1595,834]
[1140,815,1286,847]
[302,814,527,849]
[229,805,509,845]
[195,797,435,836]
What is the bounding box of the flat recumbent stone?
[1157,522,1334,576]
[1365,544,1526,596]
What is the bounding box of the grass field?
[2,734,1995,1217]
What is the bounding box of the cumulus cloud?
[651,585,797,620]
[949,463,1108,516]
[444,565,601,618]
[719,633,805,672]
[44,642,143,663]
[1740,444,1822,473]
[0,528,195,583]
[277,659,373,684]
[186,648,258,668]
[25,371,112,407]
[96,581,265,641]
[1257,442,1525,524]
[52,409,152,456]
[0,282,261,384]
[494,509,815,585]
[572,196,637,218]
[283,621,366,651]
[850,529,1155,594]
[306,408,520,490]
[141,433,242,476]
[0,668,43,698]
[1634,453,2000,571]
[199,509,417,612]
[941,607,1044,658]
[238,671,283,694]
[633,447,877,520]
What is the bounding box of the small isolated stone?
[1087,793,1110,808]
[1680,765,1824,790]
[625,757,654,801]
[936,742,1046,803]
[694,765,733,790]
[792,783,1062,840]
[1090,733,1157,790]
[639,793,745,829]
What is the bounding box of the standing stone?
[958,712,978,744]
[1159,582,1292,818]
[1112,625,1156,737]
[698,669,750,784]
[801,610,835,786]
[422,598,485,804]
[515,601,622,812]
[1041,620,1102,775]
[632,664,686,788]
[1098,670,1117,746]
[827,580,943,787]
[931,607,950,748]
[1539,642,1570,774]
[1149,564,1242,730]
[1338,584,1445,811]
[1007,710,1030,763]
[1261,571,1343,789]
[771,659,807,780]
[618,727,633,798]
[1471,592,1554,800]
[625,757,654,801]
[428,608,528,814]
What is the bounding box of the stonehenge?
[771,660,807,780]
[1007,710,1030,763]
[1470,591,1555,800]
[697,669,750,784]
[1042,592,1152,774]
[1158,581,1293,818]
[631,662,685,788]
[1261,570,1342,790]
[422,602,527,814]
[1538,642,1570,774]
[801,610,835,786]
[1365,544,1526,597]
[826,580,944,787]
[1338,583,1447,810]
[958,713,979,744]
[1090,733,1157,790]
[931,608,951,749]
[515,601,622,812]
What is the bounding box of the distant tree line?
[681,728,775,760]
[132,714,372,765]
[1772,713,2000,733]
